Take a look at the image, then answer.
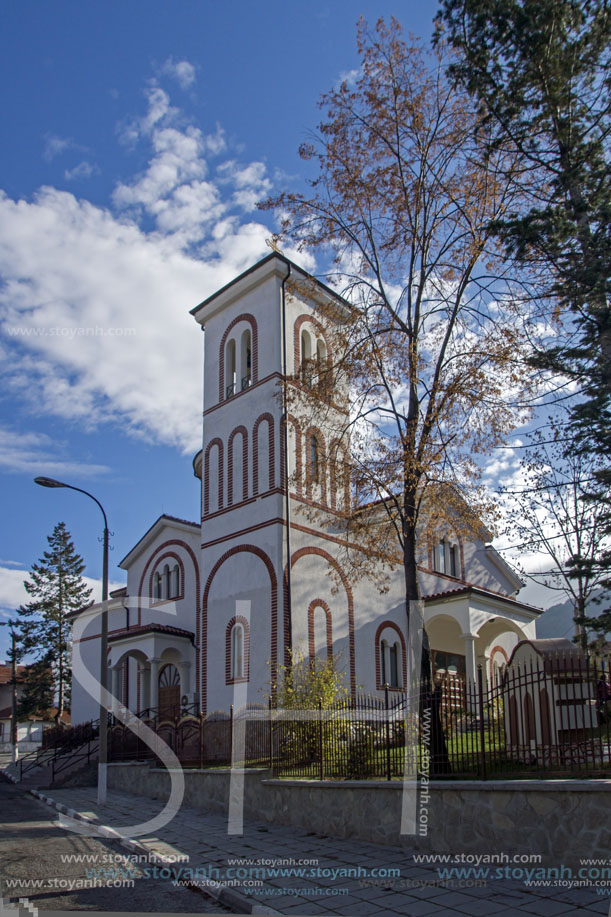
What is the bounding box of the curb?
[28,788,280,916]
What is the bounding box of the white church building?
[70,254,540,723]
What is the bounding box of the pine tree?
[17,522,92,724]
[17,656,55,720]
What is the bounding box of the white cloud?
[0,426,111,477]
[64,161,97,181]
[0,566,124,618]
[160,57,197,90]
[0,81,306,454]
[43,135,73,161]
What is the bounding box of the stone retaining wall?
[107,763,611,863]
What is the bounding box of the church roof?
[119,514,199,569]
[424,585,542,616]
[190,252,354,322]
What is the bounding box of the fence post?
[268,696,273,772]
[230,704,234,766]
[384,684,391,781]
[199,713,204,770]
[477,665,487,780]
[318,700,324,781]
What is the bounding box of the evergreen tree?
[437,0,611,620]
[17,522,92,724]
[17,656,55,720]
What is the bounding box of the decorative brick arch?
[329,438,350,511]
[136,541,201,690]
[280,414,302,494]
[253,413,275,495]
[225,615,250,684]
[148,551,185,605]
[284,546,355,696]
[374,621,408,691]
[293,313,334,379]
[308,599,333,662]
[204,437,224,516]
[218,313,258,402]
[304,426,327,503]
[489,644,509,682]
[227,425,248,505]
[426,528,466,582]
[201,544,277,715]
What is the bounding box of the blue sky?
[0,2,561,662]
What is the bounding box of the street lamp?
[34,476,109,805]
[0,621,20,765]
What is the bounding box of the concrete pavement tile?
[328,902,389,916]
[581,902,611,914]
[450,899,519,916]
[392,902,447,916]
[506,899,585,915]
[430,890,492,910]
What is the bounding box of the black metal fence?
[105,654,611,780]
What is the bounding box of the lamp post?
[34,476,109,805]
[0,622,20,764]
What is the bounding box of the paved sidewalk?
[28,786,609,916]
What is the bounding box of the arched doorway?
[158,664,180,717]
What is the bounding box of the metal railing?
[106,654,611,780]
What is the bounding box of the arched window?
[231,624,244,680]
[309,435,319,483]
[163,564,170,600]
[301,329,313,385]
[226,616,250,684]
[433,539,458,577]
[241,329,252,391]
[154,572,162,601]
[225,339,236,398]
[171,563,180,598]
[376,624,406,690]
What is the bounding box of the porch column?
[461,633,477,687]
[140,664,151,714]
[149,658,161,711]
[111,666,122,715]
[178,661,191,702]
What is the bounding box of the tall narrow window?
[163,564,170,600]
[309,435,319,483]
[154,573,162,601]
[449,544,458,577]
[389,643,399,688]
[241,329,252,390]
[226,339,236,398]
[301,329,313,385]
[171,563,180,598]
[231,624,244,680]
[380,640,388,685]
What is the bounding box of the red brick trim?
[328,438,350,511]
[219,313,258,402]
[201,544,277,715]
[201,516,286,550]
[426,531,466,582]
[303,426,327,504]
[489,644,509,681]
[307,599,333,662]
[148,551,185,605]
[201,488,284,523]
[280,414,302,494]
[204,437,224,515]
[284,547,355,696]
[374,621,407,691]
[253,413,275,495]
[204,372,281,417]
[228,425,248,505]
[225,615,251,684]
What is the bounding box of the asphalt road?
[0,779,228,914]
